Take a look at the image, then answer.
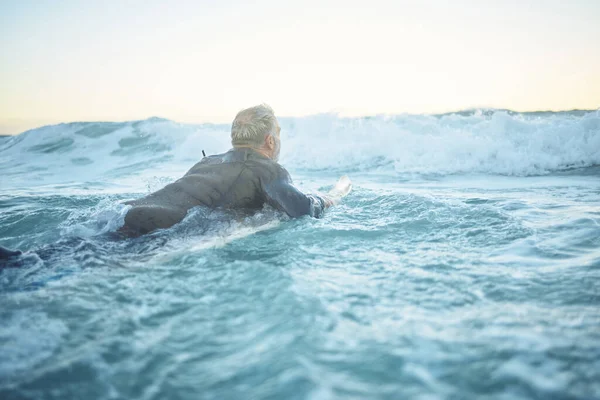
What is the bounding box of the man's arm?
[261,170,329,218]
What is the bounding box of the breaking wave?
[1,109,599,187]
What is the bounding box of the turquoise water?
[1,110,600,399]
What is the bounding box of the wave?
[1,109,599,186]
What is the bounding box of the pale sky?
[1,0,599,134]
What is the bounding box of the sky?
[1,0,599,134]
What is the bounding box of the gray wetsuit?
[120,148,326,237]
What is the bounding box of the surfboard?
[151,175,352,263]
[327,175,352,205]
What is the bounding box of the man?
[118,104,351,237]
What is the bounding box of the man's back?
[120,148,325,237]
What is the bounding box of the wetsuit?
[119,148,326,237]
[0,246,21,260]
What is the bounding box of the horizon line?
[1,106,599,136]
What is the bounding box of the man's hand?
[321,176,352,208]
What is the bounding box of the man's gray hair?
[231,104,278,147]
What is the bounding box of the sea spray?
[1,110,598,189]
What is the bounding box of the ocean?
[1,109,599,399]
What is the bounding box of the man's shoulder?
[179,153,224,179]
[201,150,231,164]
[183,148,290,182]
[246,157,290,182]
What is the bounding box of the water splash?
[0,110,599,189]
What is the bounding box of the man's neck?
[233,145,271,159]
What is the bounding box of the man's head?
[231,104,281,161]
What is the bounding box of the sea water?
[1,110,599,399]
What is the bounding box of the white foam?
[60,201,131,237]
[280,110,600,175]
[1,110,599,189]
[0,311,68,380]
